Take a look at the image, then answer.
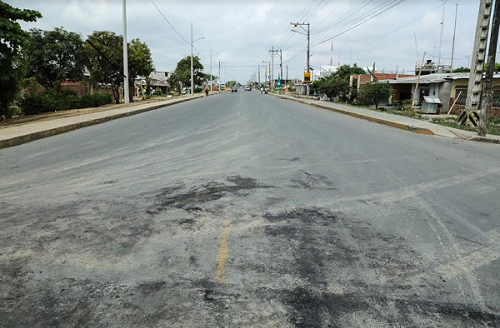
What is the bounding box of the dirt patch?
[149,176,270,213]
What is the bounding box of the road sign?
[304,72,311,83]
[459,110,480,127]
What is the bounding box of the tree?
[359,82,393,110]
[84,31,124,103]
[25,27,87,91]
[168,56,205,92]
[127,38,154,102]
[316,77,350,101]
[0,1,41,119]
[226,81,238,88]
[333,63,366,80]
[453,67,470,73]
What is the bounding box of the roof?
[423,96,441,104]
[380,72,500,85]
[352,73,415,85]
[380,74,450,85]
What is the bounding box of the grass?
[429,116,500,136]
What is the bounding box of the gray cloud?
[8,0,480,82]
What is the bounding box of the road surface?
[1,91,499,327]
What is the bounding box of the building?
[416,60,452,76]
[379,73,500,116]
[135,71,170,95]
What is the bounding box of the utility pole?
[280,49,283,84]
[286,64,288,83]
[450,4,459,75]
[268,61,271,87]
[271,46,274,90]
[190,22,194,95]
[122,0,129,103]
[270,48,283,89]
[291,22,310,95]
[331,43,333,66]
[463,0,493,127]
[479,0,500,136]
[438,0,448,67]
[258,64,261,87]
[218,60,221,91]
[210,48,213,92]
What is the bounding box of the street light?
[210,49,220,92]
[190,22,205,95]
[122,0,129,103]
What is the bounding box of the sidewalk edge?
[274,94,435,136]
[0,95,204,150]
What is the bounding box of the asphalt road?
[1,91,500,327]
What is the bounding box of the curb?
[273,94,435,136]
[468,136,500,144]
[0,94,208,150]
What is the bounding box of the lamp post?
[190,22,204,95]
[122,0,129,103]
[210,49,220,92]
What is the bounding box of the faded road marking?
[215,221,231,284]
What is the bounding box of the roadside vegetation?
[0,1,217,121]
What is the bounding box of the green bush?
[21,90,112,115]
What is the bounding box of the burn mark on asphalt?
[149,176,270,213]
[278,287,500,328]
[291,171,336,190]
[278,157,301,162]
[264,208,341,226]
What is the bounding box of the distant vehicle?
[225,87,231,91]
[244,86,251,91]
[232,86,238,92]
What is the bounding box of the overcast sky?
[8,0,482,83]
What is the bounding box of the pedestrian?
[205,86,209,97]
[261,87,264,94]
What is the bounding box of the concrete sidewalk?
[274,94,500,144]
[0,93,212,149]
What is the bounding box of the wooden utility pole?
[479,0,500,136]
[412,51,427,109]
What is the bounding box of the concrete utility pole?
[268,61,271,87]
[258,64,260,86]
[271,46,274,90]
[438,0,448,67]
[270,48,283,88]
[479,0,500,136]
[464,0,493,126]
[286,64,288,83]
[210,48,213,92]
[291,22,311,95]
[219,61,221,91]
[280,49,283,83]
[450,4,459,75]
[190,22,194,95]
[122,0,129,103]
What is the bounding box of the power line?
[149,0,190,45]
[313,0,405,47]
[314,0,348,31]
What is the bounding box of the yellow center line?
[215,221,231,284]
